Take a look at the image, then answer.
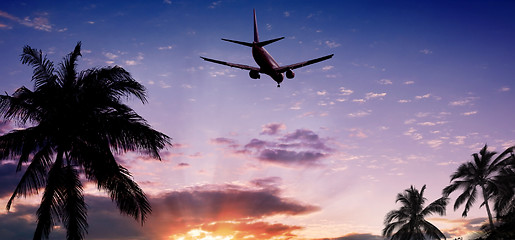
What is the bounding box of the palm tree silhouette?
[383,185,448,240]
[492,151,515,219]
[0,42,171,240]
[442,145,514,231]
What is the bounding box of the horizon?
[1,1,514,239]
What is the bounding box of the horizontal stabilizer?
[221,38,253,47]
[257,37,285,47]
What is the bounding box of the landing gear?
[277,84,280,88]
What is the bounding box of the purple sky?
[1,0,514,239]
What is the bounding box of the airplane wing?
[275,54,334,72]
[200,56,260,71]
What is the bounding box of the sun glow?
[170,229,234,240]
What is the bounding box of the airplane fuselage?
[252,43,284,85]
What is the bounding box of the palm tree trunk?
[481,184,495,231]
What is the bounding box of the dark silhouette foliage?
[0,42,171,240]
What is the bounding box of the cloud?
[261,123,286,135]
[257,149,327,166]
[404,127,423,140]
[0,120,13,134]
[208,0,222,8]
[152,184,318,220]
[415,93,431,99]
[348,110,371,118]
[163,0,172,4]
[425,139,443,148]
[316,233,384,240]
[322,66,334,71]
[0,23,12,29]
[250,177,282,189]
[462,111,478,116]
[210,137,239,149]
[419,49,433,55]
[146,183,319,239]
[104,52,119,60]
[325,40,341,48]
[0,10,53,32]
[404,80,415,85]
[317,90,328,96]
[0,195,145,240]
[216,127,333,168]
[449,97,477,106]
[348,128,368,139]
[174,162,190,169]
[290,101,302,110]
[430,217,487,238]
[450,136,466,145]
[158,45,174,50]
[0,204,60,239]
[499,86,510,92]
[340,87,354,96]
[0,163,21,198]
[284,11,290,17]
[1,180,319,240]
[417,121,446,126]
[365,92,386,100]
[352,99,365,103]
[378,79,393,85]
[282,129,320,143]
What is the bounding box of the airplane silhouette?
[201,9,334,87]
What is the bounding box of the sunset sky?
[1,0,515,239]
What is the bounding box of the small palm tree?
[383,185,449,240]
[0,42,171,240]
[442,145,514,231]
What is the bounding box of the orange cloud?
[144,183,319,239]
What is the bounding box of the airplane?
[201,9,334,87]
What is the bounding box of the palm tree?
[383,185,449,240]
[0,42,171,240]
[492,151,515,218]
[442,145,514,231]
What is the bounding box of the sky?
[0,0,514,239]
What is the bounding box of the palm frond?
[383,220,407,238]
[0,87,40,125]
[62,165,88,240]
[57,42,82,87]
[103,165,151,224]
[491,145,515,169]
[98,107,171,158]
[20,46,57,90]
[462,187,477,217]
[421,219,446,240]
[0,126,48,162]
[78,66,147,103]
[453,184,473,211]
[6,145,53,210]
[421,196,448,217]
[34,154,65,240]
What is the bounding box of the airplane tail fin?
[254,9,259,43]
[220,9,284,48]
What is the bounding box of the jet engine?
[249,70,260,79]
[286,69,295,79]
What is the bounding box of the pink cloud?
[261,123,286,135]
